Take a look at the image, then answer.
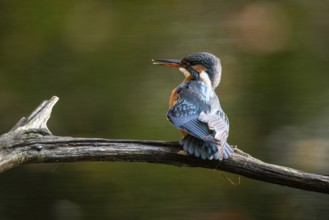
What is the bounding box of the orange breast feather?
[168,88,188,136]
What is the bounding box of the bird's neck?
[181,71,217,89]
[182,76,214,90]
[182,75,194,83]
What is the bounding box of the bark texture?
[0,96,328,194]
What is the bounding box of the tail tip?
[179,136,234,161]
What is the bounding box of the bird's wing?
[198,111,229,146]
[167,96,231,160]
[167,91,212,141]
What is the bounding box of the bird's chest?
[169,88,179,107]
[169,80,191,107]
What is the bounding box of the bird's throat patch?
[199,71,212,87]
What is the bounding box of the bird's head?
[153,52,222,88]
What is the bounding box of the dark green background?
[0,1,328,219]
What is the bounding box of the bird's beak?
[152,59,182,68]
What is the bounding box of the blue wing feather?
[167,97,211,140]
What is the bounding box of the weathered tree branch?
[0,96,328,194]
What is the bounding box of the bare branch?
[0,96,328,194]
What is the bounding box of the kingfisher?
[152,52,234,160]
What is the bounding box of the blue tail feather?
[180,135,234,160]
[200,142,207,159]
[181,135,191,151]
[194,141,201,157]
[188,137,196,154]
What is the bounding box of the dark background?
[0,1,328,219]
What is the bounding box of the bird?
[152,52,234,160]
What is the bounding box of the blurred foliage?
[0,0,329,219]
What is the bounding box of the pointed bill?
[152,59,182,68]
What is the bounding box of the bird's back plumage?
[167,80,233,160]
